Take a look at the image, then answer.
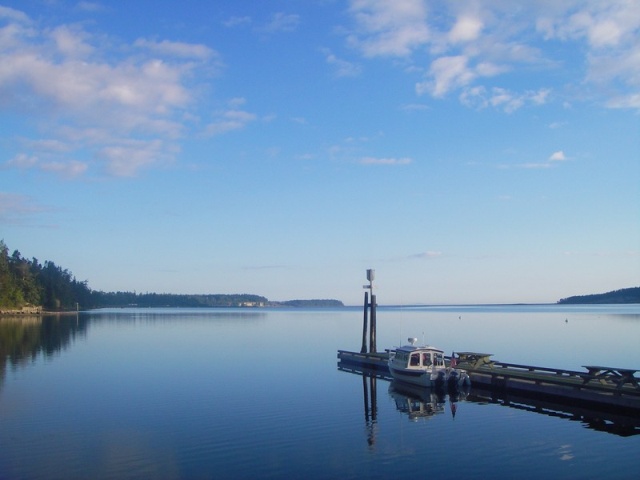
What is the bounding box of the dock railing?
[467,360,640,393]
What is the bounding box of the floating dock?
[337,350,640,415]
[342,271,640,416]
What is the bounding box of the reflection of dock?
[468,386,640,437]
[337,350,640,416]
[338,358,640,437]
[337,350,391,376]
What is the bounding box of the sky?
[1,0,639,306]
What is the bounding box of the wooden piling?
[361,291,369,354]
[369,294,376,354]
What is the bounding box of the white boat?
[388,338,471,389]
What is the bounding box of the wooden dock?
[337,350,640,414]
[343,272,639,417]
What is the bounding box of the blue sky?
[1,0,638,305]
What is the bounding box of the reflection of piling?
[361,269,377,354]
[362,375,378,422]
[363,374,377,446]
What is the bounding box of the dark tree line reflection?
[0,315,89,388]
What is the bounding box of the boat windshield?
[410,353,420,366]
[433,353,444,366]
[395,349,444,368]
[395,351,410,365]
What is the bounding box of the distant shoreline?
[4,300,637,316]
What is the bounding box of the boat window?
[410,353,420,366]
[422,353,432,366]
[395,351,409,364]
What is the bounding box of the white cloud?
[460,86,550,113]
[224,16,251,28]
[408,251,443,260]
[323,49,362,78]
[347,1,640,110]
[359,156,412,165]
[0,5,30,23]
[205,108,258,136]
[539,2,638,48]
[347,0,430,57]
[606,92,640,109]
[262,12,300,33]
[98,139,173,177]
[519,162,553,170]
[228,97,247,108]
[76,2,106,13]
[0,7,218,177]
[506,149,569,169]
[448,14,483,43]
[134,38,217,60]
[400,103,430,112]
[39,160,88,178]
[417,55,475,97]
[0,192,50,225]
[3,152,87,178]
[50,25,94,57]
[534,1,640,107]
[4,153,39,169]
[549,150,567,162]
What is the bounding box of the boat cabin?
[393,346,445,369]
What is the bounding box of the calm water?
[1,305,639,479]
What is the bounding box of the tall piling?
[369,294,376,353]
[361,269,376,354]
[361,291,369,353]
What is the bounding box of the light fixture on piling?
[364,269,375,296]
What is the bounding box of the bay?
[1,305,639,479]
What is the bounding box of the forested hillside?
[0,241,272,310]
[557,287,640,304]
[1,241,343,311]
[0,240,91,311]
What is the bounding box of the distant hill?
[278,299,344,307]
[557,287,640,304]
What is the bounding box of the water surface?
[1,305,638,479]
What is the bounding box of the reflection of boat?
[388,338,471,389]
[389,381,468,421]
[390,383,445,420]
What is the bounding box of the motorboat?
[388,338,471,389]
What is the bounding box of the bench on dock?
[581,366,639,390]
[494,362,583,378]
[456,352,495,369]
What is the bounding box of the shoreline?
[0,307,80,317]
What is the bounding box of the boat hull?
[387,341,471,389]
[389,364,470,389]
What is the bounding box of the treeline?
[1,241,343,310]
[280,299,344,307]
[0,240,92,310]
[92,291,269,308]
[558,287,640,304]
